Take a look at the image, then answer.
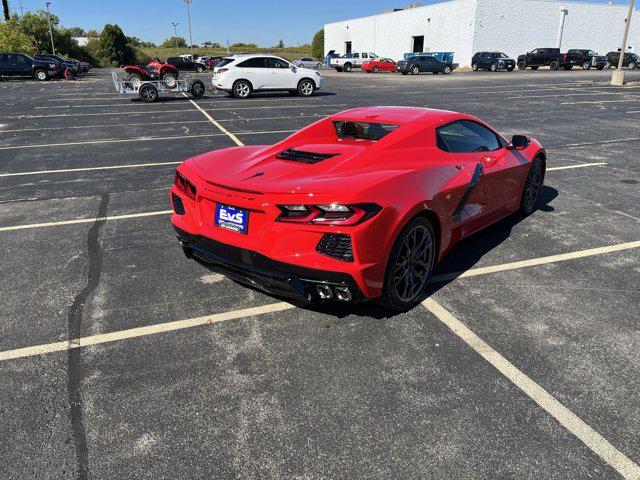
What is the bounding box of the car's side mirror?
[290,65,297,73]
[509,135,530,151]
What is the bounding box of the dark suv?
[605,51,638,70]
[396,56,455,75]
[165,57,207,72]
[0,53,59,80]
[517,48,562,70]
[471,52,515,72]
[561,50,606,70]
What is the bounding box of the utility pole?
[19,1,25,18]
[171,22,179,54]
[45,2,56,55]
[612,0,634,86]
[184,0,194,59]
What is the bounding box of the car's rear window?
[333,121,399,141]
[216,58,236,68]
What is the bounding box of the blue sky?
[10,0,639,46]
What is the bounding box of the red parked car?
[170,107,545,310]
[361,58,397,73]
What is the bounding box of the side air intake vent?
[316,234,354,262]
[276,149,340,164]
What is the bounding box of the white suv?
[212,54,324,99]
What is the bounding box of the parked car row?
[0,52,91,81]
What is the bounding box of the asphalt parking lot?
[1,67,639,479]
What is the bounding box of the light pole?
[171,22,179,54]
[184,0,194,59]
[612,0,635,86]
[45,2,56,55]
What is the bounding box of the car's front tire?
[195,65,205,73]
[35,69,49,81]
[443,65,452,74]
[519,157,545,216]
[472,63,479,71]
[373,66,379,73]
[517,61,527,70]
[629,62,637,70]
[490,63,497,72]
[232,80,252,99]
[380,216,436,311]
[297,78,315,97]
[582,61,591,70]
[411,65,420,75]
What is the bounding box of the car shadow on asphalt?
[299,185,559,320]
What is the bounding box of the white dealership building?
[324,0,639,67]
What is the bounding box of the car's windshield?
[333,121,399,141]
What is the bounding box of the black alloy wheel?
[520,158,544,215]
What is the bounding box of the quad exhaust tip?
[317,284,334,299]
[334,286,353,302]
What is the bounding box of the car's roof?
[331,106,462,126]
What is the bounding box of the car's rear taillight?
[174,171,197,200]
[217,68,228,73]
[276,203,381,226]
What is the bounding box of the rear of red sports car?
[170,107,544,309]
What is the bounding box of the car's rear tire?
[195,65,205,73]
[297,78,315,97]
[605,61,612,69]
[189,80,205,98]
[517,61,527,70]
[549,60,559,71]
[139,84,158,103]
[344,63,352,72]
[411,65,420,75]
[472,63,479,71]
[443,65,452,74]
[379,217,436,311]
[519,157,545,216]
[232,80,252,99]
[629,62,637,70]
[490,63,497,72]
[161,72,178,89]
[35,69,49,81]
[582,61,591,70]
[316,63,322,69]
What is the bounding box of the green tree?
[161,36,187,48]
[19,10,59,53]
[0,21,35,54]
[66,26,86,37]
[98,24,134,66]
[311,29,324,60]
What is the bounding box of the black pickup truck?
[0,52,59,80]
[561,50,606,70]
[517,48,562,71]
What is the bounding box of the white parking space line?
[0,161,181,178]
[429,240,640,283]
[34,99,343,110]
[0,239,637,362]
[423,298,640,479]
[562,99,640,105]
[0,210,172,233]
[0,302,295,362]
[0,129,296,151]
[506,92,626,100]
[183,93,244,146]
[546,162,607,171]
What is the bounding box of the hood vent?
[276,148,340,164]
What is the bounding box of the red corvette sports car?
[171,107,545,310]
[361,58,397,73]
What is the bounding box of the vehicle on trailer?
[0,53,59,80]
[517,48,562,70]
[202,56,224,70]
[211,54,324,99]
[396,55,456,75]
[112,70,205,102]
[361,58,397,73]
[294,57,323,69]
[561,50,606,70]
[330,52,379,72]
[471,52,515,72]
[68,58,91,72]
[170,106,545,310]
[605,51,638,70]
[123,62,179,89]
[165,56,208,73]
